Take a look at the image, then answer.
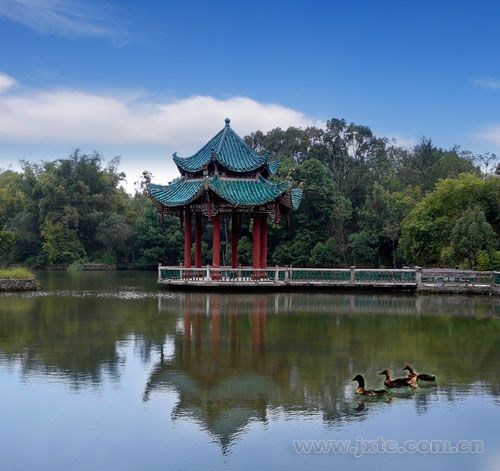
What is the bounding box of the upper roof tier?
[173,118,273,174]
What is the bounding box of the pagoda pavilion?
[145,118,302,273]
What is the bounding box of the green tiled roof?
[208,175,289,206]
[173,118,271,173]
[148,175,291,207]
[148,119,303,211]
[147,179,203,207]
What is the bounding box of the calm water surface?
[0,271,498,471]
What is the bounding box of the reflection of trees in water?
[0,290,498,445]
[0,295,177,389]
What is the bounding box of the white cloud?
[476,125,500,145]
[0,81,320,151]
[0,73,17,93]
[473,77,500,90]
[0,0,128,43]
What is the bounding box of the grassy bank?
[0,267,35,280]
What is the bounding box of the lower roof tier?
[147,174,302,209]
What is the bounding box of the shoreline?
[0,278,40,292]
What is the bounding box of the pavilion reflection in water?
[146,295,281,450]
[146,294,366,450]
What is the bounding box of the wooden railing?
[158,265,500,292]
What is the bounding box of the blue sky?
[0,0,499,191]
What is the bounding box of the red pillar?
[251,296,260,364]
[211,295,221,362]
[195,212,202,268]
[183,296,191,367]
[184,210,192,268]
[252,212,261,274]
[212,213,221,268]
[231,212,238,269]
[260,214,267,271]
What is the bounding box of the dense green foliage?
[400,174,499,268]
[0,118,498,269]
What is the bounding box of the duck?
[352,374,388,397]
[379,368,416,388]
[403,364,436,382]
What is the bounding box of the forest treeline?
[0,118,499,269]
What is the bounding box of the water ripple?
[0,289,177,300]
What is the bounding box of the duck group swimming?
[352,364,436,397]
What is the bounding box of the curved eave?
[147,180,204,207]
[291,187,303,209]
[208,175,289,206]
[267,160,280,176]
[147,174,300,210]
[173,151,270,175]
[279,187,303,211]
[172,129,224,174]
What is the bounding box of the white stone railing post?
[350,266,356,284]
[275,266,279,283]
[415,266,422,288]
[179,263,184,281]
[491,271,497,293]
[206,265,211,282]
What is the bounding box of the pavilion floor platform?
[157,266,500,295]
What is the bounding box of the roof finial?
[225,117,231,126]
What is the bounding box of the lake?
[0,271,498,471]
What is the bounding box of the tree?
[36,150,127,257]
[245,126,323,164]
[400,174,500,266]
[355,183,418,267]
[4,212,42,265]
[397,138,479,193]
[135,200,183,267]
[451,207,496,268]
[348,231,378,266]
[41,206,85,265]
[310,238,342,267]
[237,236,252,266]
[474,152,499,176]
[269,158,351,266]
[0,170,28,227]
[317,118,390,205]
[96,214,136,262]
